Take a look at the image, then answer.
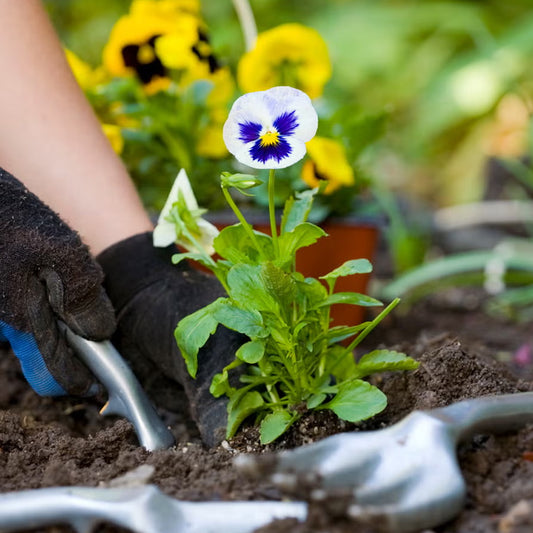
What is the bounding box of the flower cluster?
[66,0,381,219]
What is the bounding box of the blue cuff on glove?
[0,320,66,396]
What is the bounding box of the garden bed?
[1,289,533,533]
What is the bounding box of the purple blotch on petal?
[238,121,262,144]
[250,137,292,164]
[274,111,298,137]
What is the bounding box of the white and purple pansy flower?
[223,86,318,169]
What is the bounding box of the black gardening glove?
[97,232,244,447]
[0,167,116,396]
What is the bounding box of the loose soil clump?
[2,289,533,533]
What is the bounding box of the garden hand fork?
[236,391,533,532]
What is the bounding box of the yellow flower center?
[260,130,280,147]
[137,44,156,64]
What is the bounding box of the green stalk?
[346,298,401,353]
[222,186,265,260]
[268,169,280,257]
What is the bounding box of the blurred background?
[44,0,533,209]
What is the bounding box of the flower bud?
[220,172,263,190]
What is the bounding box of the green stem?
[222,186,265,260]
[268,169,280,257]
[346,298,401,353]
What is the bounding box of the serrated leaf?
[322,380,387,422]
[260,410,294,444]
[355,350,419,378]
[212,300,268,338]
[236,340,265,363]
[278,223,326,260]
[317,292,382,308]
[281,188,318,233]
[214,224,274,264]
[321,259,373,281]
[227,264,279,313]
[226,390,264,439]
[174,303,219,378]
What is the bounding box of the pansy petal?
[153,221,177,247]
[223,86,318,169]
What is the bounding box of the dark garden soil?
[2,289,533,533]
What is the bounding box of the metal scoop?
[236,391,533,532]
[0,485,306,533]
[60,323,175,451]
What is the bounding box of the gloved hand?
[97,233,244,447]
[0,167,116,396]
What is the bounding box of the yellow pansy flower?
[302,137,354,194]
[196,119,228,159]
[102,4,199,92]
[64,49,106,90]
[102,124,124,154]
[237,23,332,99]
[130,0,200,18]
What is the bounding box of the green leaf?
[212,300,268,338]
[174,303,219,378]
[210,371,233,398]
[281,188,319,233]
[355,350,419,378]
[214,224,274,264]
[317,292,382,308]
[260,410,294,444]
[322,380,387,422]
[297,277,328,307]
[325,345,357,380]
[261,263,296,305]
[236,340,265,363]
[321,259,373,281]
[227,264,279,313]
[172,252,215,270]
[278,223,327,260]
[226,390,264,439]
[307,393,327,409]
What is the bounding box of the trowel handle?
[430,391,533,442]
[60,322,175,451]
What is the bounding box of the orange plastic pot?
[205,211,380,327]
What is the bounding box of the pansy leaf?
[210,371,233,398]
[281,188,319,233]
[278,223,327,261]
[212,300,268,338]
[307,393,328,409]
[214,224,274,264]
[317,292,382,308]
[297,277,328,307]
[226,390,264,439]
[227,264,279,313]
[172,252,215,270]
[260,410,295,444]
[321,259,373,281]
[236,340,266,364]
[174,302,220,378]
[261,263,297,308]
[325,345,357,380]
[322,380,387,422]
[355,350,419,378]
